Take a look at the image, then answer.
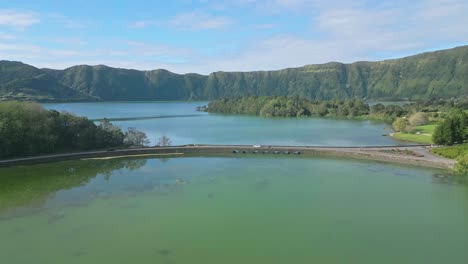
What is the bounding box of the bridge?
[0,144,454,169]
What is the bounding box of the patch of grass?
[413,124,436,134]
[392,132,433,144]
[432,144,468,159]
[391,123,437,144]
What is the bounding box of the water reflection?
[1,156,468,264]
[1,156,465,221]
[0,158,147,217]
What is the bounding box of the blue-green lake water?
[1,102,466,263]
[0,156,467,263]
[43,102,403,146]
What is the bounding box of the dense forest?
[0,102,149,159]
[207,96,468,120]
[205,96,372,118]
[204,96,468,119]
[1,46,468,102]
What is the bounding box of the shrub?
[392,118,408,132]
[455,153,468,175]
[409,112,429,126]
[432,144,468,159]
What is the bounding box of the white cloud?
[52,37,88,46]
[3,0,468,74]
[0,9,40,29]
[126,41,193,58]
[0,32,17,40]
[173,0,468,73]
[169,11,233,31]
[131,11,233,31]
[252,23,276,29]
[48,14,87,29]
[0,43,41,52]
[129,20,159,29]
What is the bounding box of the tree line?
[205,96,468,122]
[0,101,158,159]
[204,96,413,119]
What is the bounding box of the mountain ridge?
[1,45,467,102]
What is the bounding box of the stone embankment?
[0,144,455,169]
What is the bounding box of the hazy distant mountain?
[1,45,467,102]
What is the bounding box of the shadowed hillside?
[1,45,467,101]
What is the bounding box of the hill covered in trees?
[1,45,468,102]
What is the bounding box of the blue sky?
[0,0,467,73]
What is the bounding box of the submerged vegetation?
[0,101,149,159]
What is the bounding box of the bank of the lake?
[0,145,455,170]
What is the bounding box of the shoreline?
[0,145,454,170]
[82,153,184,160]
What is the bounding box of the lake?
[1,156,467,263]
[2,102,465,263]
[43,102,403,146]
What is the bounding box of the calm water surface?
[43,102,402,146]
[0,156,467,263]
[8,102,464,263]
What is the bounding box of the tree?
[433,120,452,145]
[156,135,172,147]
[0,101,128,159]
[124,127,149,147]
[385,105,405,117]
[316,101,329,116]
[455,153,468,175]
[409,112,429,126]
[433,112,467,145]
[392,118,408,132]
[97,119,124,147]
[370,103,385,114]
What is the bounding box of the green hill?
[0,62,96,102]
[1,45,468,101]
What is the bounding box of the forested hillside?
[1,45,467,101]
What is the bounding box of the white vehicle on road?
[253,144,262,148]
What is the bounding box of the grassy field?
[392,124,436,144]
[413,124,436,134]
[432,144,468,159]
[392,133,433,144]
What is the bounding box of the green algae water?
[1,156,467,263]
